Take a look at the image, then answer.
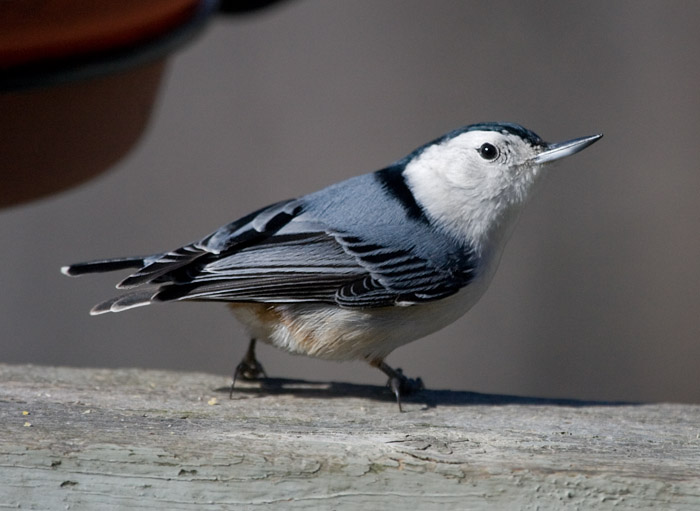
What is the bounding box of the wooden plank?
[1,363,698,510]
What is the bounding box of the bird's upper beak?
[532,133,603,164]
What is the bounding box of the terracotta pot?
[0,0,216,209]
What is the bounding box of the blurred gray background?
[2,0,699,403]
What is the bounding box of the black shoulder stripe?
[374,166,429,224]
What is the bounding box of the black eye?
[478,143,499,161]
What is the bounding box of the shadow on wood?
[223,376,635,409]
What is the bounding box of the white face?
[403,129,548,253]
[416,130,544,201]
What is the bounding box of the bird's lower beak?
[532,133,603,164]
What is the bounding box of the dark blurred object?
[0,0,222,209]
[0,1,213,88]
[1,60,167,209]
[218,0,288,15]
[0,0,290,210]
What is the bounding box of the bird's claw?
[230,339,267,398]
[383,366,424,412]
[235,357,267,381]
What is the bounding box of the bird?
[62,122,602,411]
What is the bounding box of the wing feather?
[97,196,478,310]
[151,229,475,308]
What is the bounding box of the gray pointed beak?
[532,133,603,164]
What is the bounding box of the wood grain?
[1,364,698,510]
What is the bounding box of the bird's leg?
[229,338,267,398]
[372,360,424,412]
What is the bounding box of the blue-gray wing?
[106,199,476,310]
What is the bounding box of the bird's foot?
[376,361,424,412]
[230,338,267,398]
[234,356,267,381]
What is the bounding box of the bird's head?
[402,122,602,250]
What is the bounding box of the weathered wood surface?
[1,363,699,510]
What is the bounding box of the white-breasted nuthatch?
[62,122,601,410]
